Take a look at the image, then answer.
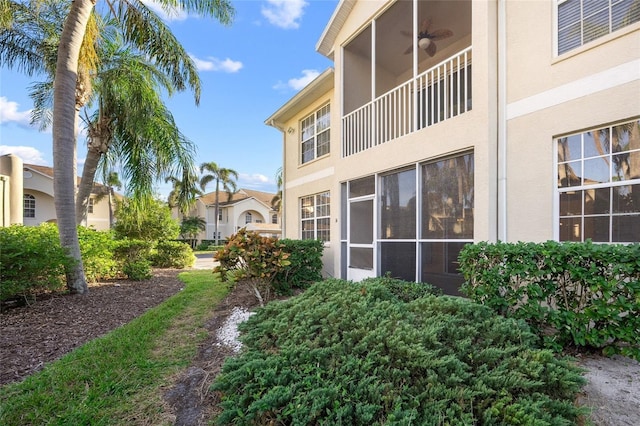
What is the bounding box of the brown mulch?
[0,269,187,386]
[0,268,260,425]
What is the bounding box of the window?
[557,119,640,242]
[557,0,640,55]
[301,104,330,164]
[300,191,330,241]
[23,194,35,218]
[218,209,223,221]
[245,212,252,224]
[271,213,278,224]
[87,198,94,214]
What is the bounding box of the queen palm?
[2,0,234,293]
[199,162,238,245]
[75,27,198,225]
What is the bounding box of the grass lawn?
[0,270,229,425]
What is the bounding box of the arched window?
[24,194,36,218]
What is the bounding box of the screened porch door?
[347,197,376,281]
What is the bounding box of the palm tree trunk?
[52,0,94,294]
[76,138,106,224]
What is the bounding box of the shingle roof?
[24,163,111,194]
[199,188,276,208]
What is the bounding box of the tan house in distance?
[172,188,281,243]
[0,153,115,230]
[266,0,640,295]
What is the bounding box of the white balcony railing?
[342,47,472,157]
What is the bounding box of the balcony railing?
[342,47,472,157]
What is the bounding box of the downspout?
[497,0,508,242]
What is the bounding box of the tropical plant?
[75,23,199,225]
[271,166,283,211]
[166,171,201,214]
[113,198,179,242]
[2,0,234,293]
[180,215,206,248]
[199,161,238,245]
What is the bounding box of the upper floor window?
[245,212,252,224]
[24,194,35,218]
[301,104,330,164]
[557,118,640,242]
[218,209,223,221]
[271,213,278,224]
[88,198,94,214]
[300,191,330,241]
[558,0,640,55]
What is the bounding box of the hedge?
[459,240,640,359]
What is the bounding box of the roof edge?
[316,0,356,58]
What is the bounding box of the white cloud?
[190,55,243,73]
[141,0,188,22]
[239,173,271,189]
[0,146,48,165]
[274,69,320,91]
[262,0,308,29]
[0,97,32,127]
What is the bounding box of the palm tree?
[199,162,238,245]
[180,215,206,248]
[2,0,234,293]
[75,25,199,225]
[271,166,283,212]
[166,172,202,215]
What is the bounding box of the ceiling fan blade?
[400,30,413,38]
[404,44,413,55]
[425,41,437,57]
[428,29,453,41]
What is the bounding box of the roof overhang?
[316,0,356,59]
[264,67,334,130]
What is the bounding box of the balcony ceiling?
[346,0,471,77]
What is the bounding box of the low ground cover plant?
[459,241,640,360]
[213,278,586,425]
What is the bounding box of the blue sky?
[0,0,338,197]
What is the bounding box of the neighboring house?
[266,0,640,295]
[0,154,116,231]
[172,188,281,243]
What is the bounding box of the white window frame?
[87,198,94,214]
[555,118,640,243]
[24,194,35,218]
[556,0,640,56]
[300,103,330,164]
[245,212,252,224]
[300,191,331,241]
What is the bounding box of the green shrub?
[196,241,224,251]
[77,227,118,282]
[361,274,442,302]
[0,224,72,302]
[152,241,195,268]
[113,239,153,280]
[459,240,640,360]
[113,199,179,241]
[213,279,586,425]
[272,239,324,294]
[122,260,152,281]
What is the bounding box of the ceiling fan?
[401,18,453,57]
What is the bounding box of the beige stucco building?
[172,188,281,243]
[266,0,640,294]
[0,154,115,230]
